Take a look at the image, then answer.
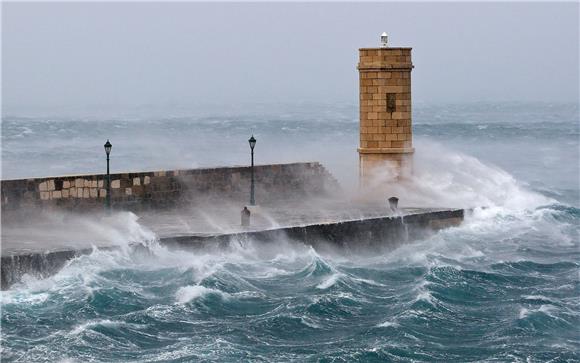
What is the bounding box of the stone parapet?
[1,162,340,213]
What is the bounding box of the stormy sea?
[1,102,579,362]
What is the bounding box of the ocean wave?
[316,273,343,289]
[175,285,230,304]
[376,320,400,328]
[69,319,145,336]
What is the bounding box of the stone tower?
[357,35,414,185]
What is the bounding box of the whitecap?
[415,291,434,305]
[70,319,127,336]
[376,320,400,328]
[175,285,229,304]
[0,291,49,305]
[350,276,385,286]
[300,316,321,329]
[518,305,559,320]
[522,295,553,303]
[316,273,342,289]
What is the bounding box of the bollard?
[388,197,399,212]
[241,206,251,227]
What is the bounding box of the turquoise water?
[1,102,579,362]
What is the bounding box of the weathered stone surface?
[1,163,340,213]
[358,46,414,183]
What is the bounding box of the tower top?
[380,32,388,48]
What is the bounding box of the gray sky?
[2,2,579,116]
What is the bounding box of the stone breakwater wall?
[1,162,339,212]
[163,209,465,252]
[1,209,464,289]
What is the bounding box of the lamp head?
[104,140,112,156]
[248,135,256,150]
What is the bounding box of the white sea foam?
[69,319,140,336]
[363,142,554,212]
[522,295,553,302]
[316,273,342,289]
[351,276,385,287]
[415,291,434,305]
[300,316,322,329]
[0,290,49,305]
[518,307,530,319]
[518,305,559,320]
[376,320,400,328]
[175,285,230,304]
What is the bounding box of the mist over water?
[1,102,579,362]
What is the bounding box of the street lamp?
[248,135,256,206]
[104,139,112,211]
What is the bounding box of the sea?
[1,102,579,362]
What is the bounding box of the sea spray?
[2,103,578,361]
[2,197,578,362]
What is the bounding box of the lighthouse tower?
[357,33,414,185]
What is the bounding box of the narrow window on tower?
[386,93,396,113]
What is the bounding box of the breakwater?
[1,208,464,289]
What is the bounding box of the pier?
[1,197,464,289]
[1,162,466,289]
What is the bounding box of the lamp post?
[248,135,256,206]
[104,140,112,212]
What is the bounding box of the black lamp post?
[104,140,112,211]
[248,135,256,206]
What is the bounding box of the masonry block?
[358,45,414,183]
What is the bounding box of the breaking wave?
[1,103,579,361]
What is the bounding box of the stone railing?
[1,162,340,212]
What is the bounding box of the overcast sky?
[2,2,578,116]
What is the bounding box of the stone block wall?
[358,47,413,151]
[1,162,339,213]
[358,47,414,183]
